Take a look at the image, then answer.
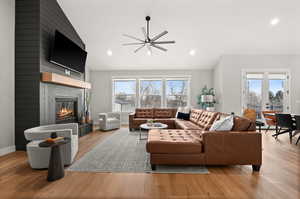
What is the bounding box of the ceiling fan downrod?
[146,16,150,42]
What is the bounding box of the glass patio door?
[242,71,290,119]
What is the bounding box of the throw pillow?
[232,116,252,131]
[176,106,190,117]
[209,115,234,131]
[177,112,190,121]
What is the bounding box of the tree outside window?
[113,80,136,112]
[140,80,162,108]
[166,80,188,108]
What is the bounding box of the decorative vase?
[85,111,91,123]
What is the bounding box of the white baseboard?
[0,145,16,156]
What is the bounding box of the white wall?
[90,69,213,124]
[0,0,15,156]
[214,55,300,115]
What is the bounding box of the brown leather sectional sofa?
[129,108,262,171]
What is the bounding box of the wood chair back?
[262,111,277,126]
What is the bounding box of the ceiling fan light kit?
[123,16,175,53]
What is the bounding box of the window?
[112,79,136,112]
[166,79,188,107]
[246,74,263,118]
[140,80,162,108]
[242,71,290,119]
[112,77,190,111]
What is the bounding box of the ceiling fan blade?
[141,27,147,40]
[123,42,145,46]
[123,34,144,42]
[152,41,175,44]
[134,44,145,53]
[151,44,167,52]
[151,31,168,41]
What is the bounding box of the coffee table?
[139,123,168,140]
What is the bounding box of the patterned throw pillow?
[209,115,234,131]
[177,112,190,120]
[176,107,190,117]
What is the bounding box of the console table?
[79,121,93,137]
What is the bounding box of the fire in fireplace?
[55,97,78,123]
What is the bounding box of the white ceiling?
[58,0,300,71]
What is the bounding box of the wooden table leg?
[47,145,64,181]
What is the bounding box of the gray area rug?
[68,128,209,174]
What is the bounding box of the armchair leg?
[265,126,270,133]
[296,136,300,145]
[252,165,261,172]
[289,131,293,143]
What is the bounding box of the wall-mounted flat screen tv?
[50,30,87,73]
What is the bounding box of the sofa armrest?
[129,112,136,120]
[128,112,136,129]
[202,131,262,165]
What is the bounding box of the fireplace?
[55,97,78,124]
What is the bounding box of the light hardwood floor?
[1,128,299,199]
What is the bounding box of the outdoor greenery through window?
[112,77,190,112]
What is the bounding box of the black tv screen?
[50,31,87,73]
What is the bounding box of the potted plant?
[197,85,216,111]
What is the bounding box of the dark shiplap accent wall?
[15,0,40,150]
[15,0,86,150]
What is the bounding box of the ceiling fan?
[122,16,175,53]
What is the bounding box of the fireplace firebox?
[55,97,78,124]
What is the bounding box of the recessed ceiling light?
[147,50,152,56]
[270,17,280,26]
[107,49,112,56]
[189,49,196,56]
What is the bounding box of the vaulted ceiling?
[58,0,300,70]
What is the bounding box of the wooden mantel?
[41,72,91,89]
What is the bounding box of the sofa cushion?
[175,119,202,130]
[197,111,219,130]
[146,129,203,154]
[190,109,204,123]
[232,116,252,131]
[135,108,154,118]
[154,108,173,118]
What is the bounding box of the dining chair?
[262,111,277,133]
[272,114,295,142]
[295,116,300,145]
